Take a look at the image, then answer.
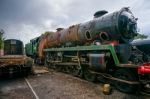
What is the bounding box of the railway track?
[0,70,149,99]
[24,78,40,99]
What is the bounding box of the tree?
[0,29,4,49]
[134,33,148,40]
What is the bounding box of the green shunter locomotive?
[25,37,39,57]
[25,7,150,93]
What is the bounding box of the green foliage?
[0,29,4,49]
[134,33,148,40]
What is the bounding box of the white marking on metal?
[25,78,39,99]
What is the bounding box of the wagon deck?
[0,55,27,67]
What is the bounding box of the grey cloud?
[0,0,150,44]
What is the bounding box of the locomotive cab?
[4,39,24,55]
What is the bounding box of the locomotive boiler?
[26,7,150,94]
[38,7,137,58]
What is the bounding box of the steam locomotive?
[25,7,150,93]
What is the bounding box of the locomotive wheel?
[114,69,138,93]
[44,59,49,67]
[49,62,56,69]
[52,64,57,70]
[49,61,55,69]
[84,68,96,82]
[65,66,72,74]
[24,67,32,76]
[54,65,62,72]
[72,66,83,77]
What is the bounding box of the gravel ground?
[0,68,149,99]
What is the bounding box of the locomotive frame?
[43,43,147,93]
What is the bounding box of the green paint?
[25,37,40,56]
[0,31,4,49]
[25,43,33,55]
[0,41,4,49]
[44,45,120,66]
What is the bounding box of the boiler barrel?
[58,7,137,45]
[38,7,137,58]
[77,7,137,43]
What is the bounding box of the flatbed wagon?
[0,39,33,77]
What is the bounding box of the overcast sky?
[0,0,150,44]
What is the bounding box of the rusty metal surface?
[38,7,137,58]
[0,55,28,67]
[38,32,59,58]
[0,55,26,59]
[0,49,4,57]
[59,24,80,43]
[90,70,140,85]
[38,25,80,58]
